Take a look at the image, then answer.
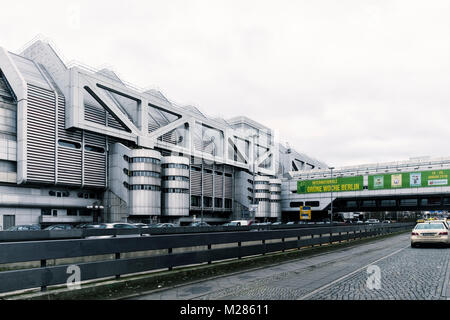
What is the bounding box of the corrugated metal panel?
[214,174,223,197]
[224,175,233,198]
[58,147,82,185]
[58,95,82,141]
[84,131,106,188]
[84,150,106,187]
[84,103,106,125]
[57,94,82,186]
[107,112,128,131]
[190,168,202,195]
[26,84,55,183]
[84,131,106,147]
[203,171,213,196]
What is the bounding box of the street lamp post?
[250,133,259,223]
[330,167,335,225]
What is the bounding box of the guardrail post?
[168,248,173,270]
[262,239,266,255]
[208,244,212,264]
[297,236,301,250]
[115,253,121,279]
[238,242,242,259]
[40,259,47,292]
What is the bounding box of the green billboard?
[369,169,450,190]
[296,169,450,194]
[297,176,364,194]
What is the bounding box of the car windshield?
[415,223,445,230]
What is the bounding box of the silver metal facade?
[161,156,189,216]
[128,149,162,216]
[0,38,328,226]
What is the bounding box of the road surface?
[130,233,450,300]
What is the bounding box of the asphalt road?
[131,233,450,300]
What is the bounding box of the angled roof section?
[8,52,51,90]
[96,68,124,85]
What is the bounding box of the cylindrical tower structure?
[269,178,282,220]
[254,175,270,218]
[128,149,162,216]
[161,156,190,216]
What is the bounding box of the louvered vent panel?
[203,172,213,196]
[57,94,82,185]
[190,169,202,195]
[84,131,106,187]
[107,112,128,131]
[84,103,106,125]
[26,84,55,183]
[224,175,233,198]
[214,174,223,198]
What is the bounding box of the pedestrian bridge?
[282,157,450,216]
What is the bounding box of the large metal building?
[0,39,325,229]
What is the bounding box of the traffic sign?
[300,206,311,220]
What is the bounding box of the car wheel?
[411,242,417,248]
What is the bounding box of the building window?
[79,209,91,216]
[305,201,320,207]
[162,163,189,169]
[163,176,189,182]
[130,171,161,178]
[52,209,58,217]
[191,195,201,207]
[129,184,161,191]
[58,140,81,149]
[163,188,188,193]
[67,209,78,216]
[85,145,105,153]
[41,209,51,216]
[214,198,223,208]
[203,197,212,208]
[289,201,303,208]
[225,198,232,209]
[131,157,160,164]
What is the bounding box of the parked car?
[98,223,137,229]
[132,223,150,228]
[189,222,210,227]
[5,224,41,231]
[76,223,102,229]
[382,220,392,224]
[272,222,282,225]
[366,219,380,224]
[44,224,73,230]
[286,221,295,225]
[155,223,176,228]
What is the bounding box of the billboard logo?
[410,173,421,187]
[373,176,383,188]
[391,174,402,188]
[428,179,447,186]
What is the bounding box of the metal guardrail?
[0,222,414,295]
[0,222,388,242]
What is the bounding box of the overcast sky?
[2,0,450,167]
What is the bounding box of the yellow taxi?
[411,221,449,247]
